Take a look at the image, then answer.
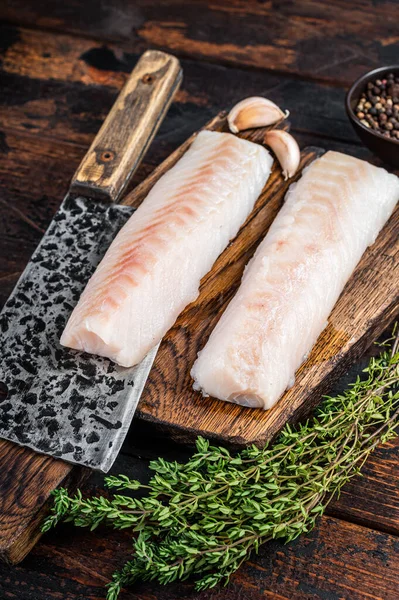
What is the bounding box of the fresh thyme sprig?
[43,330,399,599]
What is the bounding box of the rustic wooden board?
[0,24,364,149]
[328,437,399,535]
[1,1,398,85]
[120,112,399,447]
[0,440,87,565]
[2,515,399,600]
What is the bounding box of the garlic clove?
[263,130,300,180]
[228,97,289,133]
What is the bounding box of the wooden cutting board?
[125,112,399,446]
[0,112,398,565]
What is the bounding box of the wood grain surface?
[0,21,390,152]
[0,2,399,599]
[1,514,399,600]
[1,1,398,84]
[0,440,87,565]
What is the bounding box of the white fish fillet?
[61,131,273,367]
[191,151,399,409]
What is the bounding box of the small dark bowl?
[346,65,399,167]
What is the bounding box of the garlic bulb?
[263,130,300,180]
[228,97,289,133]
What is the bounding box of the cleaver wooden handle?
[69,50,182,203]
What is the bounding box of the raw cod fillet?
[61,131,273,367]
[191,151,399,409]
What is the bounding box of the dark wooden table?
[0,2,398,598]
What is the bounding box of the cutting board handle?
[69,50,182,203]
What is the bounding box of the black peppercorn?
[356,73,399,140]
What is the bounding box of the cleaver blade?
[0,195,159,472]
[0,50,181,472]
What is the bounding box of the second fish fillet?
[61,131,273,367]
[191,151,399,409]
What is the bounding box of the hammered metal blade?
[0,196,158,472]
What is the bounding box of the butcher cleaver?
[0,50,182,472]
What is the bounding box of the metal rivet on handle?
[100,150,115,162]
[142,73,155,84]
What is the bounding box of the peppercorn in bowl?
[346,66,399,167]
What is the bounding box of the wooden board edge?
[0,460,89,565]
[137,295,399,449]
